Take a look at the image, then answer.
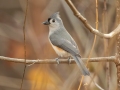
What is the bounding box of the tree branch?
[65,0,120,39]
[0,56,115,64]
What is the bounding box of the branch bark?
[116,34,120,89]
[65,0,120,39]
[115,0,120,89]
[0,56,115,64]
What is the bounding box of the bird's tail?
[72,56,90,76]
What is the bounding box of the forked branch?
[65,0,120,39]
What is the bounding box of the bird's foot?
[55,57,60,64]
[68,56,71,64]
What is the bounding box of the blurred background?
[0,0,118,90]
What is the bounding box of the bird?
[43,12,90,76]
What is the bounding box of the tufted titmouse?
[43,12,90,76]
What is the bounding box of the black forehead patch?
[48,18,51,22]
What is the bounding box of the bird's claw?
[68,56,71,64]
[55,57,60,64]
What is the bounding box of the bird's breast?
[52,45,70,57]
[49,39,70,57]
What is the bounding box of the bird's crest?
[50,12,60,19]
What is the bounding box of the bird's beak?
[42,20,50,25]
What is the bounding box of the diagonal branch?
[0,56,115,64]
[65,0,120,39]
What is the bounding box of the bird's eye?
[52,19,55,22]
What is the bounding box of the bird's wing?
[50,37,80,57]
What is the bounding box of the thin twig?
[0,56,115,64]
[20,0,28,90]
[78,76,84,90]
[88,0,100,89]
[65,0,120,39]
[78,0,98,89]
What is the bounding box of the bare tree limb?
[65,0,120,39]
[0,56,115,64]
[116,1,120,89]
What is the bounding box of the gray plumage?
[43,12,90,76]
[49,28,80,56]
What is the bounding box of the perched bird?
[43,12,90,76]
